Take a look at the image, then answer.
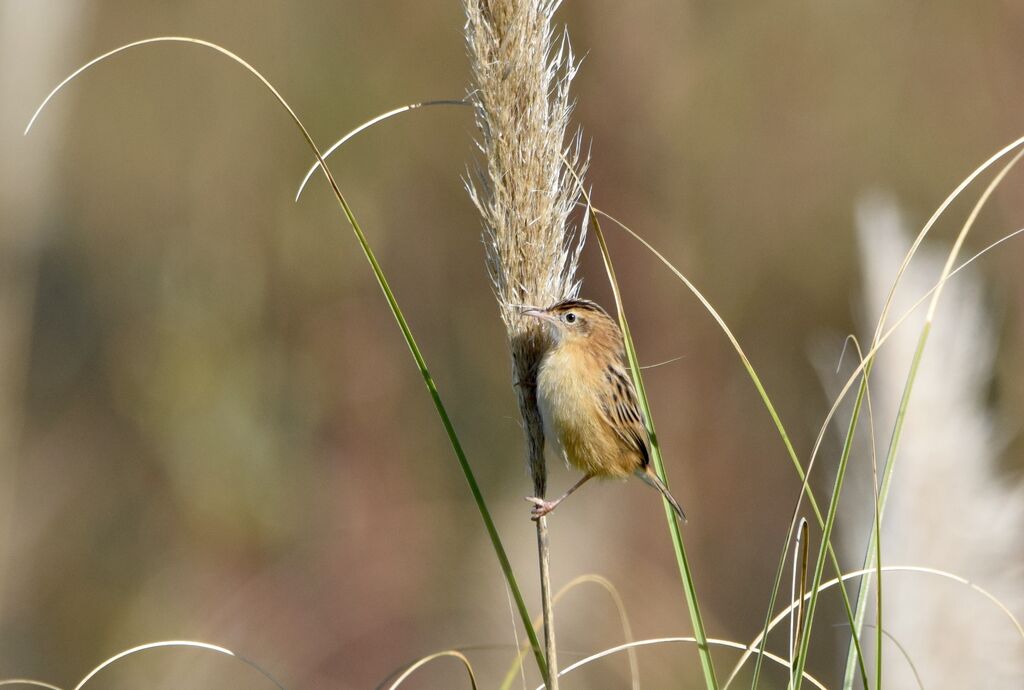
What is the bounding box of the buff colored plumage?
[523,299,686,521]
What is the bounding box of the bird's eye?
[564,312,577,324]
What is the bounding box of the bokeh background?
[2,1,1023,688]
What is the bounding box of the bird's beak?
[521,307,559,325]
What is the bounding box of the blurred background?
[2,1,1023,688]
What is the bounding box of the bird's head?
[521,299,616,347]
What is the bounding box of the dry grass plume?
[464,0,587,497]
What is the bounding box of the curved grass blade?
[728,564,1024,686]
[1,641,285,690]
[559,174,717,689]
[25,36,547,681]
[499,574,641,690]
[792,147,1024,690]
[839,137,1024,688]
[592,223,719,688]
[839,335,884,690]
[533,637,827,690]
[719,222,1024,689]
[586,207,866,688]
[299,103,1024,690]
[385,650,478,690]
[593,206,1024,690]
[855,625,924,690]
[788,379,865,689]
[73,640,285,690]
[294,98,470,201]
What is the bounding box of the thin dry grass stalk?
[464,3,587,688]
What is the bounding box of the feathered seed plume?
[464,0,588,495]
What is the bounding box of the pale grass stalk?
[499,574,641,690]
[537,638,828,690]
[2,640,285,690]
[295,98,469,201]
[464,2,587,687]
[386,650,478,690]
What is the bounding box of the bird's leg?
[526,474,594,520]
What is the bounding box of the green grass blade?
[840,145,1024,689]
[588,213,719,690]
[725,220,1024,683]
[289,85,552,690]
[789,373,869,690]
[584,209,867,689]
[24,36,548,682]
[339,197,549,681]
[558,160,716,688]
[853,329,928,688]
[547,157,719,687]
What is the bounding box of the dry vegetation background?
[2,1,1023,688]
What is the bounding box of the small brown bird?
[522,299,686,522]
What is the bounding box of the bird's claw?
[525,496,557,520]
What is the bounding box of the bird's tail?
[638,467,687,523]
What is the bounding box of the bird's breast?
[537,344,627,476]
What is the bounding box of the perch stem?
[537,517,558,689]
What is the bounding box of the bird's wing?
[597,362,651,467]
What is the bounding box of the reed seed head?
[464,0,588,333]
[463,0,589,495]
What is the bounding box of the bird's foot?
[525,496,559,521]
